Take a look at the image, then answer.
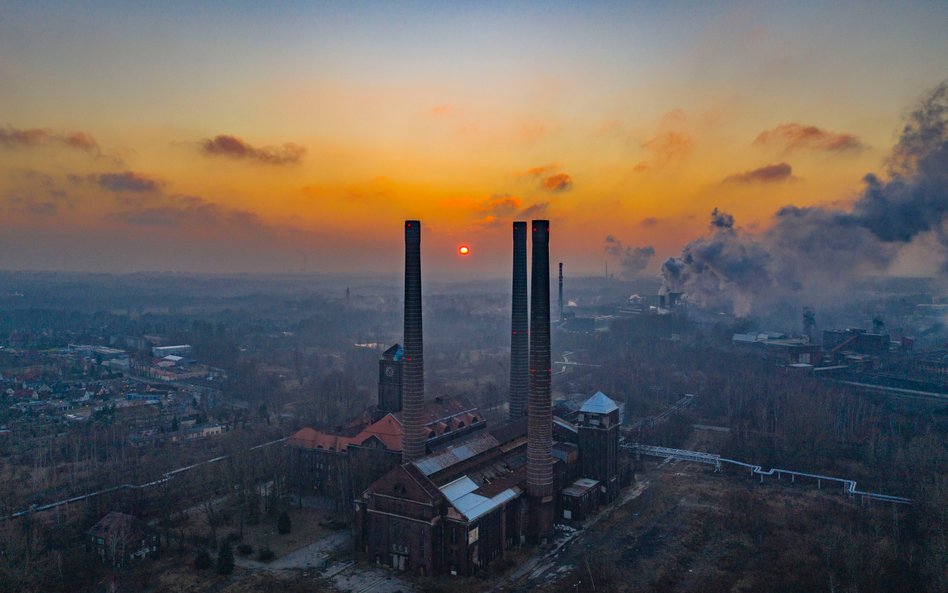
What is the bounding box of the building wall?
[577,409,620,502]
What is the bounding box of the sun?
[458,245,470,255]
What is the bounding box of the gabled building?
[87,512,158,569]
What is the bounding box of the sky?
[1,1,946,279]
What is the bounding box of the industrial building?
[352,220,631,576]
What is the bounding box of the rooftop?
[439,475,520,522]
[580,391,619,414]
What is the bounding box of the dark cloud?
[200,134,306,165]
[710,208,735,229]
[640,217,660,227]
[97,172,162,193]
[542,173,573,192]
[724,162,794,184]
[0,125,113,160]
[604,235,656,278]
[753,123,864,152]
[663,80,948,316]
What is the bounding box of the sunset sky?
[1,1,946,278]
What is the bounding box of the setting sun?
[458,245,470,255]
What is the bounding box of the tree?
[216,542,234,576]
[277,511,291,535]
[194,551,211,570]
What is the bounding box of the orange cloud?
[522,164,560,178]
[542,173,573,192]
[643,130,693,165]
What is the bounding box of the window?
[468,527,479,544]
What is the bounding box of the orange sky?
[1,2,946,277]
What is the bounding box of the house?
[87,512,159,569]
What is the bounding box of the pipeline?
[622,442,910,505]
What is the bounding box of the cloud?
[724,162,794,184]
[518,202,549,219]
[429,104,453,116]
[96,172,162,193]
[709,208,735,229]
[478,194,521,218]
[604,235,656,278]
[473,194,548,226]
[640,217,660,227]
[519,164,573,193]
[110,194,267,232]
[200,134,306,165]
[522,164,560,178]
[662,80,948,316]
[542,173,573,192]
[0,125,116,162]
[7,197,59,215]
[753,123,864,152]
[643,131,693,164]
[1,170,73,217]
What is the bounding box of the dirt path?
[493,478,651,591]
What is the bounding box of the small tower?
[378,344,403,413]
[577,391,620,502]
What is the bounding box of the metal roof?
[579,391,619,414]
[439,476,520,522]
[412,433,499,476]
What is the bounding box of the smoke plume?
[662,81,948,316]
[604,235,656,278]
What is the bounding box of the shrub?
[194,551,211,570]
[277,510,292,535]
[258,548,275,562]
[236,543,254,556]
[216,542,235,575]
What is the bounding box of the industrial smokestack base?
[401,220,426,462]
[509,221,528,420]
[527,219,554,540]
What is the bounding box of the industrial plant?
[289,220,630,576]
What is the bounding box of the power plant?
[349,220,629,576]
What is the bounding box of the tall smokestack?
[401,220,426,462]
[509,222,528,420]
[528,220,554,540]
[558,262,564,321]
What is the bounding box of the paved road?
[236,531,350,572]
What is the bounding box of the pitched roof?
[87,511,153,542]
[579,391,619,414]
[439,475,520,522]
